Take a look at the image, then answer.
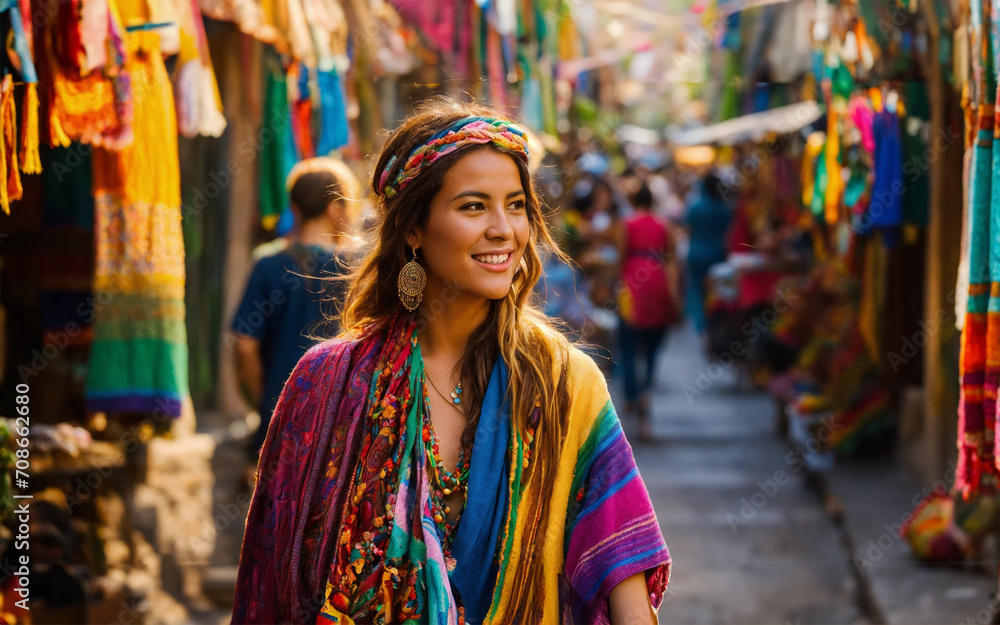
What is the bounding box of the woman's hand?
[609,571,658,625]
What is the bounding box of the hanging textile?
[957,87,974,332]
[866,107,904,245]
[315,68,349,155]
[801,131,825,208]
[292,64,314,159]
[259,67,291,230]
[486,26,506,108]
[79,0,110,73]
[956,0,998,496]
[86,17,188,418]
[823,107,843,224]
[173,0,227,138]
[0,75,21,213]
[3,0,41,174]
[40,0,131,149]
[198,0,263,39]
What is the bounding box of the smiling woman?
[232,99,671,625]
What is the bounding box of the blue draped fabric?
[449,360,511,624]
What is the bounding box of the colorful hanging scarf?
[315,68,349,155]
[957,0,999,496]
[174,0,227,138]
[85,24,188,417]
[259,66,294,230]
[233,315,670,624]
[377,117,528,199]
[0,75,21,214]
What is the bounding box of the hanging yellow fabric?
[824,104,843,224]
[45,26,118,147]
[802,131,825,207]
[858,235,887,361]
[0,75,23,214]
[20,82,41,175]
[86,0,188,417]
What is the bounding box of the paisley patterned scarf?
[316,322,510,624]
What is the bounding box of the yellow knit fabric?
[91,1,183,300]
[487,347,608,623]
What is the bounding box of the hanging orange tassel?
[0,75,23,214]
[49,106,72,148]
[20,83,41,175]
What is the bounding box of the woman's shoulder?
[564,344,610,400]
[289,334,367,385]
[530,320,606,392]
[560,345,616,443]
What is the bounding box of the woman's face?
[408,148,530,303]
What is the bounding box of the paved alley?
[618,324,863,625]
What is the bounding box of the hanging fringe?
[0,76,23,214]
[20,83,41,175]
[49,107,72,148]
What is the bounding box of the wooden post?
[211,27,264,421]
[918,0,964,485]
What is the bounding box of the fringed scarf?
[233,315,670,624]
[957,0,1000,496]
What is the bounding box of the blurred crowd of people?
[537,153,732,441]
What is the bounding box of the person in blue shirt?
[685,172,732,333]
[231,158,360,453]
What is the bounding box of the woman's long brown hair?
[336,98,575,622]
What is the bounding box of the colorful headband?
[377,116,530,199]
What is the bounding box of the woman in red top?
[618,183,680,441]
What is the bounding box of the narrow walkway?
[618,323,863,624]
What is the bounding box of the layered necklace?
[422,372,470,553]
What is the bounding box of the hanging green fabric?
[844,150,870,213]
[832,63,854,100]
[718,51,740,122]
[812,146,827,217]
[904,81,931,120]
[260,69,290,230]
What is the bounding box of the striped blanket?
[956,0,1000,495]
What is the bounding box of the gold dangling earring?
[398,246,426,311]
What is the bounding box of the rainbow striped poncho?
[233,315,670,624]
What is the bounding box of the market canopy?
[667,100,823,146]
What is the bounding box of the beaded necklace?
[422,378,471,554]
